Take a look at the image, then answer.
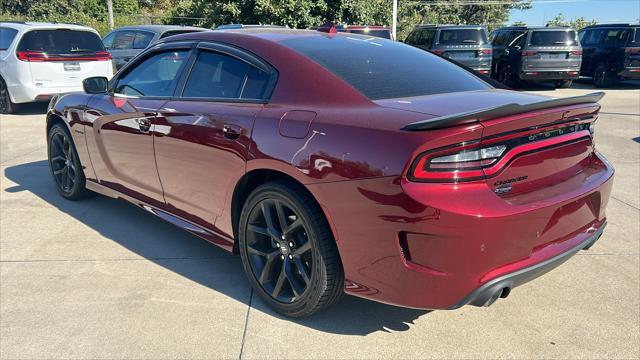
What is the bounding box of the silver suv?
[405,25,492,75]
[490,26,582,88]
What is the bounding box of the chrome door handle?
[223,124,242,139]
[136,118,151,133]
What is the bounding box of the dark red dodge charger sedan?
[46,29,614,317]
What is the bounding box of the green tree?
[547,13,597,30]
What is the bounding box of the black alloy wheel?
[239,181,344,317]
[47,124,90,200]
[245,197,313,302]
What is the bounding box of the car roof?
[112,24,208,33]
[497,26,575,31]
[342,25,389,30]
[215,24,286,30]
[0,21,97,32]
[413,24,486,30]
[582,23,639,29]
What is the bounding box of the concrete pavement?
[1,80,638,359]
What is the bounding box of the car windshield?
[529,30,577,46]
[347,29,391,39]
[18,29,104,54]
[438,29,487,45]
[281,34,491,100]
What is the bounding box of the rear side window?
[112,31,135,49]
[160,30,203,39]
[17,29,104,54]
[529,30,578,46]
[0,27,18,50]
[116,50,189,97]
[282,34,490,100]
[133,31,154,49]
[601,28,631,46]
[438,29,488,45]
[182,51,271,100]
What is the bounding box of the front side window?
[0,27,18,50]
[102,32,116,49]
[282,34,490,100]
[182,51,271,100]
[115,50,189,97]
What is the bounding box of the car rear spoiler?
[402,92,605,131]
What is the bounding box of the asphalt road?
[1,79,639,359]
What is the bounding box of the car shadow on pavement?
[3,160,429,335]
[13,102,48,115]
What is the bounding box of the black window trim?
[108,41,196,100]
[174,41,278,104]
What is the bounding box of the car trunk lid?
[378,90,603,199]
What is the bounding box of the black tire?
[497,64,517,88]
[0,77,17,114]
[593,63,615,88]
[555,80,573,89]
[47,123,92,200]
[238,181,344,317]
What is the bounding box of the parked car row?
[404,23,640,89]
[1,20,638,114]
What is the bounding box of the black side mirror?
[83,76,108,94]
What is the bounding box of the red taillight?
[570,50,583,56]
[17,50,111,62]
[17,51,47,62]
[523,51,538,57]
[625,47,640,53]
[410,143,505,182]
[477,69,489,75]
[479,49,492,55]
[431,49,446,55]
[408,122,594,183]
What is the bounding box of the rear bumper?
[8,82,84,104]
[449,222,605,309]
[308,152,614,310]
[519,70,580,81]
[618,68,640,79]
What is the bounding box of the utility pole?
[392,0,398,40]
[106,0,114,31]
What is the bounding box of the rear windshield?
[18,29,104,54]
[282,34,491,100]
[529,30,578,46]
[438,29,488,45]
[0,27,18,50]
[347,29,391,39]
[159,30,203,39]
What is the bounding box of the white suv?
[0,21,114,114]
